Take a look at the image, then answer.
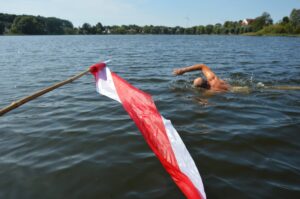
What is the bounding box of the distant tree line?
[255,9,300,35]
[0,14,74,35]
[0,8,299,35]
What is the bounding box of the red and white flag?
[90,62,206,199]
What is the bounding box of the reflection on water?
[0,35,300,199]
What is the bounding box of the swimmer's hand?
[173,68,185,76]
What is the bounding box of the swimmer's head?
[193,77,209,89]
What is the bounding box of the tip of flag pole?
[104,60,111,64]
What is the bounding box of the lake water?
[0,35,300,199]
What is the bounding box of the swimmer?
[173,64,300,93]
[173,64,230,92]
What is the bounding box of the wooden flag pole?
[0,68,90,117]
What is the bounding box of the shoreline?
[1,33,300,37]
[243,32,300,37]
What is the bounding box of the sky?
[1,0,299,27]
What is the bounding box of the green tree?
[213,23,222,34]
[102,26,111,34]
[63,27,76,34]
[0,14,14,34]
[240,26,245,34]
[159,26,169,34]
[282,16,290,24]
[290,9,300,27]
[0,13,17,25]
[196,25,205,34]
[80,23,92,34]
[0,22,5,34]
[205,24,214,34]
[150,26,160,34]
[234,27,240,34]
[45,17,66,34]
[0,13,75,35]
[174,26,184,34]
[223,21,237,34]
[127,25,140,34]
[223,21,234,29]
[110,25,127,34]
[142,25,151,34]
[184,27,195,34]
[258,24,287,34]
[251,12,273,32]
[11,16,46,34]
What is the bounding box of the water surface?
[0,35,300,199]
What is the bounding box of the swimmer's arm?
[173,64,204,75]
[173,64,217,80]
